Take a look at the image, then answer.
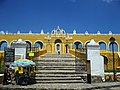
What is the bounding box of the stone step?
[36,63,86,69]
[36,65,86,68]
[36,69,86,72]
[35,71,87,74]
[36,63,87,66]
[41,54,74,57]
[36,62,75,65]
[35,58,75,61]
[36,63,86,66]
[35,54,87,84]
[40,55,74,58]
[36,63,76,66]
[34,59,75,62]
[35,73,87,77]
[40,56,75,58]
[36,80,85,83]
[36,61,85,64]
[35,76,82,80]
[36,65,86,67]
[35,62,75,64]
[36,70,76,72]
[36,68,76,70]
[36,67,86,71]
[45,53,71,55]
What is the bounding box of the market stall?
[11,59,36,85]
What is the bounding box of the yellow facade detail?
[1,26,120,71]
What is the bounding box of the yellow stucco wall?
[1,34,120,54]
[0,27,120,71]
[69,49,120,71]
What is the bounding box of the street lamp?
[109,36,116,81]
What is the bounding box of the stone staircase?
[34,54,87,83]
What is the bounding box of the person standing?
[3,65,8,85]
[15,70,20,85]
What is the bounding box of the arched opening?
[34,41,43,49]
[103,55,109,71]
[56,44,60,51]
[73,41,82,49]
[65,44,68,53]
[99,42,106,50]
[57,30,60,34]
[25,41,32,51]
[109,42,118,52]
[10,40,17,48]
[62,30,66,34]
[55,39,62,44]
[84,41,90,47]
[54,39,62,53]
[0,41,8,50]
[51,30,55,34]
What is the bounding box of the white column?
[87,39,104,81]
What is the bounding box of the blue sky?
[0,0,120,34]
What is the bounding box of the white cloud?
[102,0,120,3]
[103,0,113,3]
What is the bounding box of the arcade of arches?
[1,26,120,71]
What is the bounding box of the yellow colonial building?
[0,26,120,72]
[0,26,120,52]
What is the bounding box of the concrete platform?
[0,82,120,90]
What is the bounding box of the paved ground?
[0,82,120,90]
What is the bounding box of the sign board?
[15,48,26,60]
[29,52,34,57]
[4,48,15,65]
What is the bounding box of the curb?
[0,82,120,90]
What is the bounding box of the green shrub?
[0,64,5,74]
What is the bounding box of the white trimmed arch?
[98,40,107,50]
[84,40,90,47]
[34,40,44,45]
[61,29,66,34]
[0,39,9,50]
[73,40,83,49]
[73,40,83,46]
[51,30,56,34]
[34,40,44,49]
[108,40,119,51]
[10,40,17,47]
[24,40,32,44]
[0,39,9,45]
[24,40,32,48]
[98,40,107,45]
